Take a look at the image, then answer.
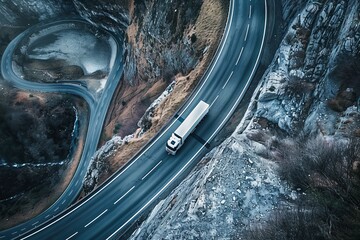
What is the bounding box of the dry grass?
[101,0,229,178]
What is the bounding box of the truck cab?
[166,133,182,155]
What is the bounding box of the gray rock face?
[123,0,203,84]
[256,0,359,134]
[72,0,130,33]
[0,0,76,26]
[131,136,292,240]
[130,0,360,238]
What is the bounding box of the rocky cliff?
[84,0,228,192]
[130,0,360,239]
[0,0,75,26]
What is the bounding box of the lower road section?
[3,0,270,239]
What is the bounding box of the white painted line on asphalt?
[81,0,236,210]
[12,232,18,235]
[249,5,252,19]
[106,0,268,238]
[32,221,39,226]
[62,200,66,205]
[244,23,250,42]
[20,1,236,239]
[84,209,108,228]
[0,236,5,239]
[114,186,135,205]
[222,71,234,89]
[54,207,59,212]
[236,47,244,66]
[75,180,79,186]
[210,95,220,108]
[175,0,235,118]
[69,190,73,196]
[66,232,78,240]
[141,161,162,180]
[45,215,50,219]
[21,228,27,232]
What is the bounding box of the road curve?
[0,0,270,238]
[6,0,270,239]
[0,19,124,239]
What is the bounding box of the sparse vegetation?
[244,134,360,240]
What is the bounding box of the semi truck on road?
[166,100,209,155]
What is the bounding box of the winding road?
[0,20,124,239]
[0,0,271,239]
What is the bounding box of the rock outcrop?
[130,0,360,239]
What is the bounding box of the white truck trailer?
[166,100,209,155]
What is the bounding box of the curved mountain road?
[0,19,124,239]
[1,0,271,238]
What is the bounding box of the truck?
[166,100,209,155]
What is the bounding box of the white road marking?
[114,186,135,205]
[84,209,108,228]
[69,190,73,196]
[249,5,252,18]
[21,228,27,232]
[222,71,234,89]
[62,200,66,205]
[12,232,18,235]
[66,232,78,240]
[45,215,50,219]
[75,180,79,186]
[32,221,39,226]
[244,23,250,42]
[236,47,244,66]
[54,207,59,212]
[20,1,236,239]
[175,0,235,118]
[106,0,268,238]
[0,236,5,239]
[141,161,162,180]
[210,95,220,108]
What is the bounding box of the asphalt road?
[0,0,270,239]
[0,20,124,239]
[0,0,270,238]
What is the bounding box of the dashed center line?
[84,209,108,228]
[244,23,250,42]
[141,161,162,180]
[69,190,73,196]
[54,207,59,212]
[45,215,50,219]
[210,95,220,108]
[249,5,252,18]
[62,200,66,205]
[222,71,234,89]
[12,232,18,235]
[21,228,27,232]
[66,232,78,240]
[32,221,39,226]
[236,47,244,65]
[114,186,135,205]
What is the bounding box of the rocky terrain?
[128,0,360,239]
[1,0,359,237]
[0,0,228,229]
[0,87,86,229]
[84,0,228,191]
[103,0,228,139]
